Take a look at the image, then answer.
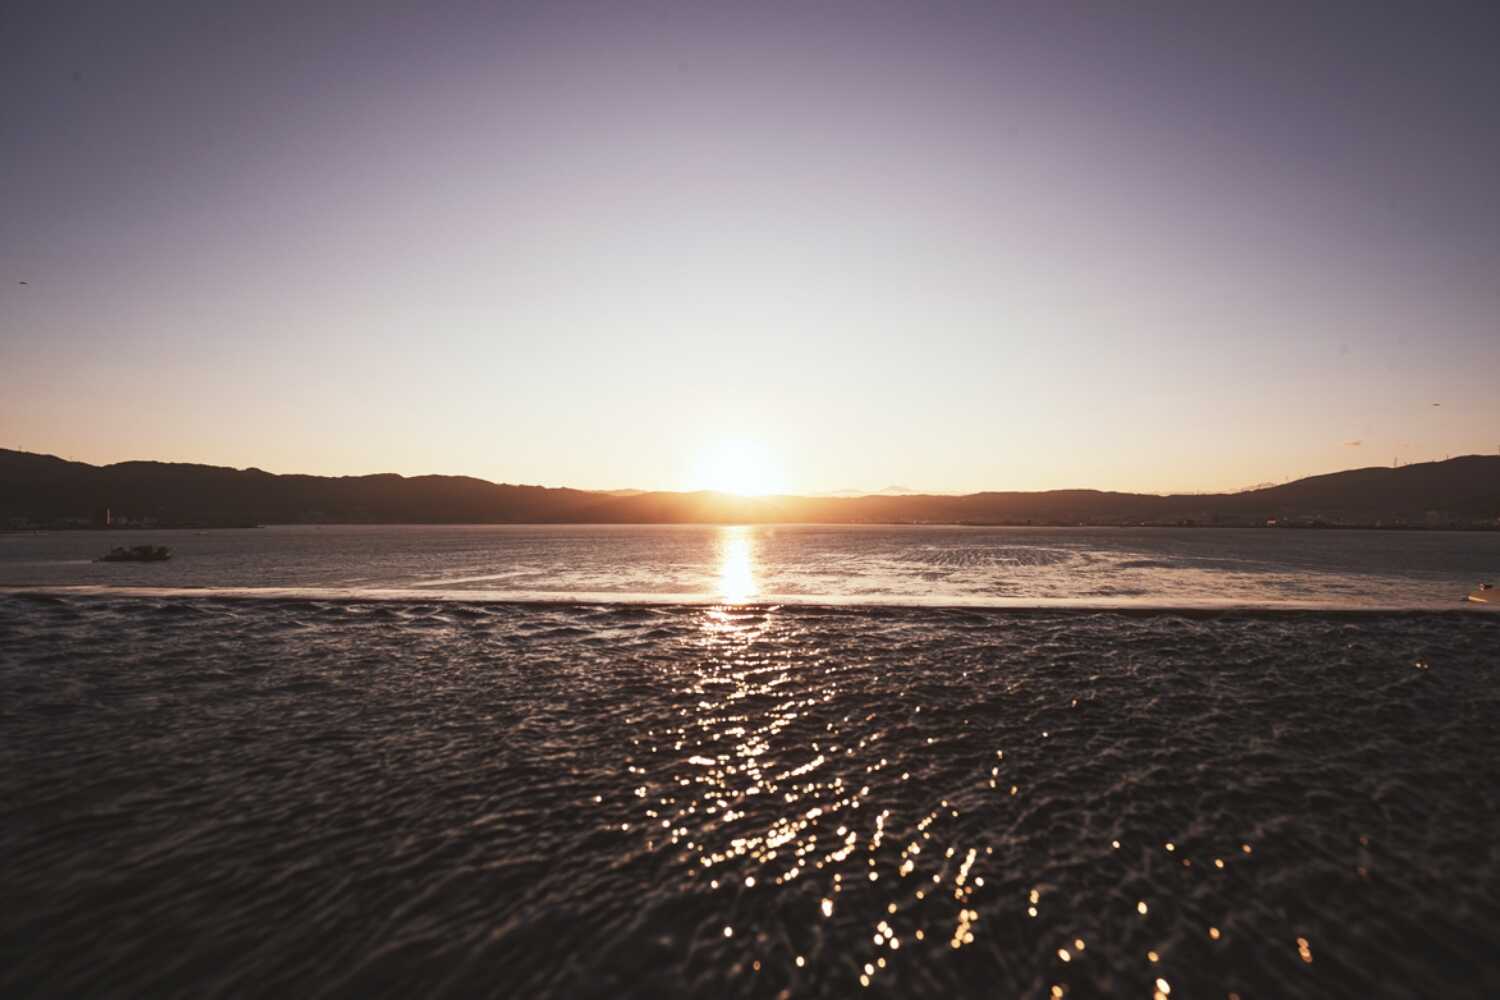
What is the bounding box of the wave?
[1,583,1489,615]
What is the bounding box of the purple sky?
[4,1,1498,493]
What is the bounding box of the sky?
[3,1,1498,495]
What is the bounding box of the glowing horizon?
[9,440,1496,502]
[686,438,788,497]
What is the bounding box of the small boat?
[1467,582,1496,605]
[98,545,172,563]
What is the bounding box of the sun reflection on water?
[618,594,1014,994]
[718,526,759,603]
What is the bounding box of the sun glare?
[692,438,784,496]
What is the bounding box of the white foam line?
[0,584,1487,613]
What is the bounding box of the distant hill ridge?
[2,449,1498,527]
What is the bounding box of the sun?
[692,438,784,496]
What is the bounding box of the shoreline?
[4,584,1493,615]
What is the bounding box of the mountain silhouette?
[2,449,1497,528]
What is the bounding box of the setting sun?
[691,438,785,496]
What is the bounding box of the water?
[2,527,1498,997]
[2,523,1497,606]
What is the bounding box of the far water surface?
[2,524,1497,606]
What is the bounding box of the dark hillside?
[2,449,1497,527]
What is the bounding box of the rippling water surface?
[2,590,1498,998]
[3,527,1498,995]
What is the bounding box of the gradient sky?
[4,1,1498,494]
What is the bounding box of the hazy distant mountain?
[818,485,924,497]
[2,449,1498,528]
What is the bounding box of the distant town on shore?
[3,448,1499,531]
